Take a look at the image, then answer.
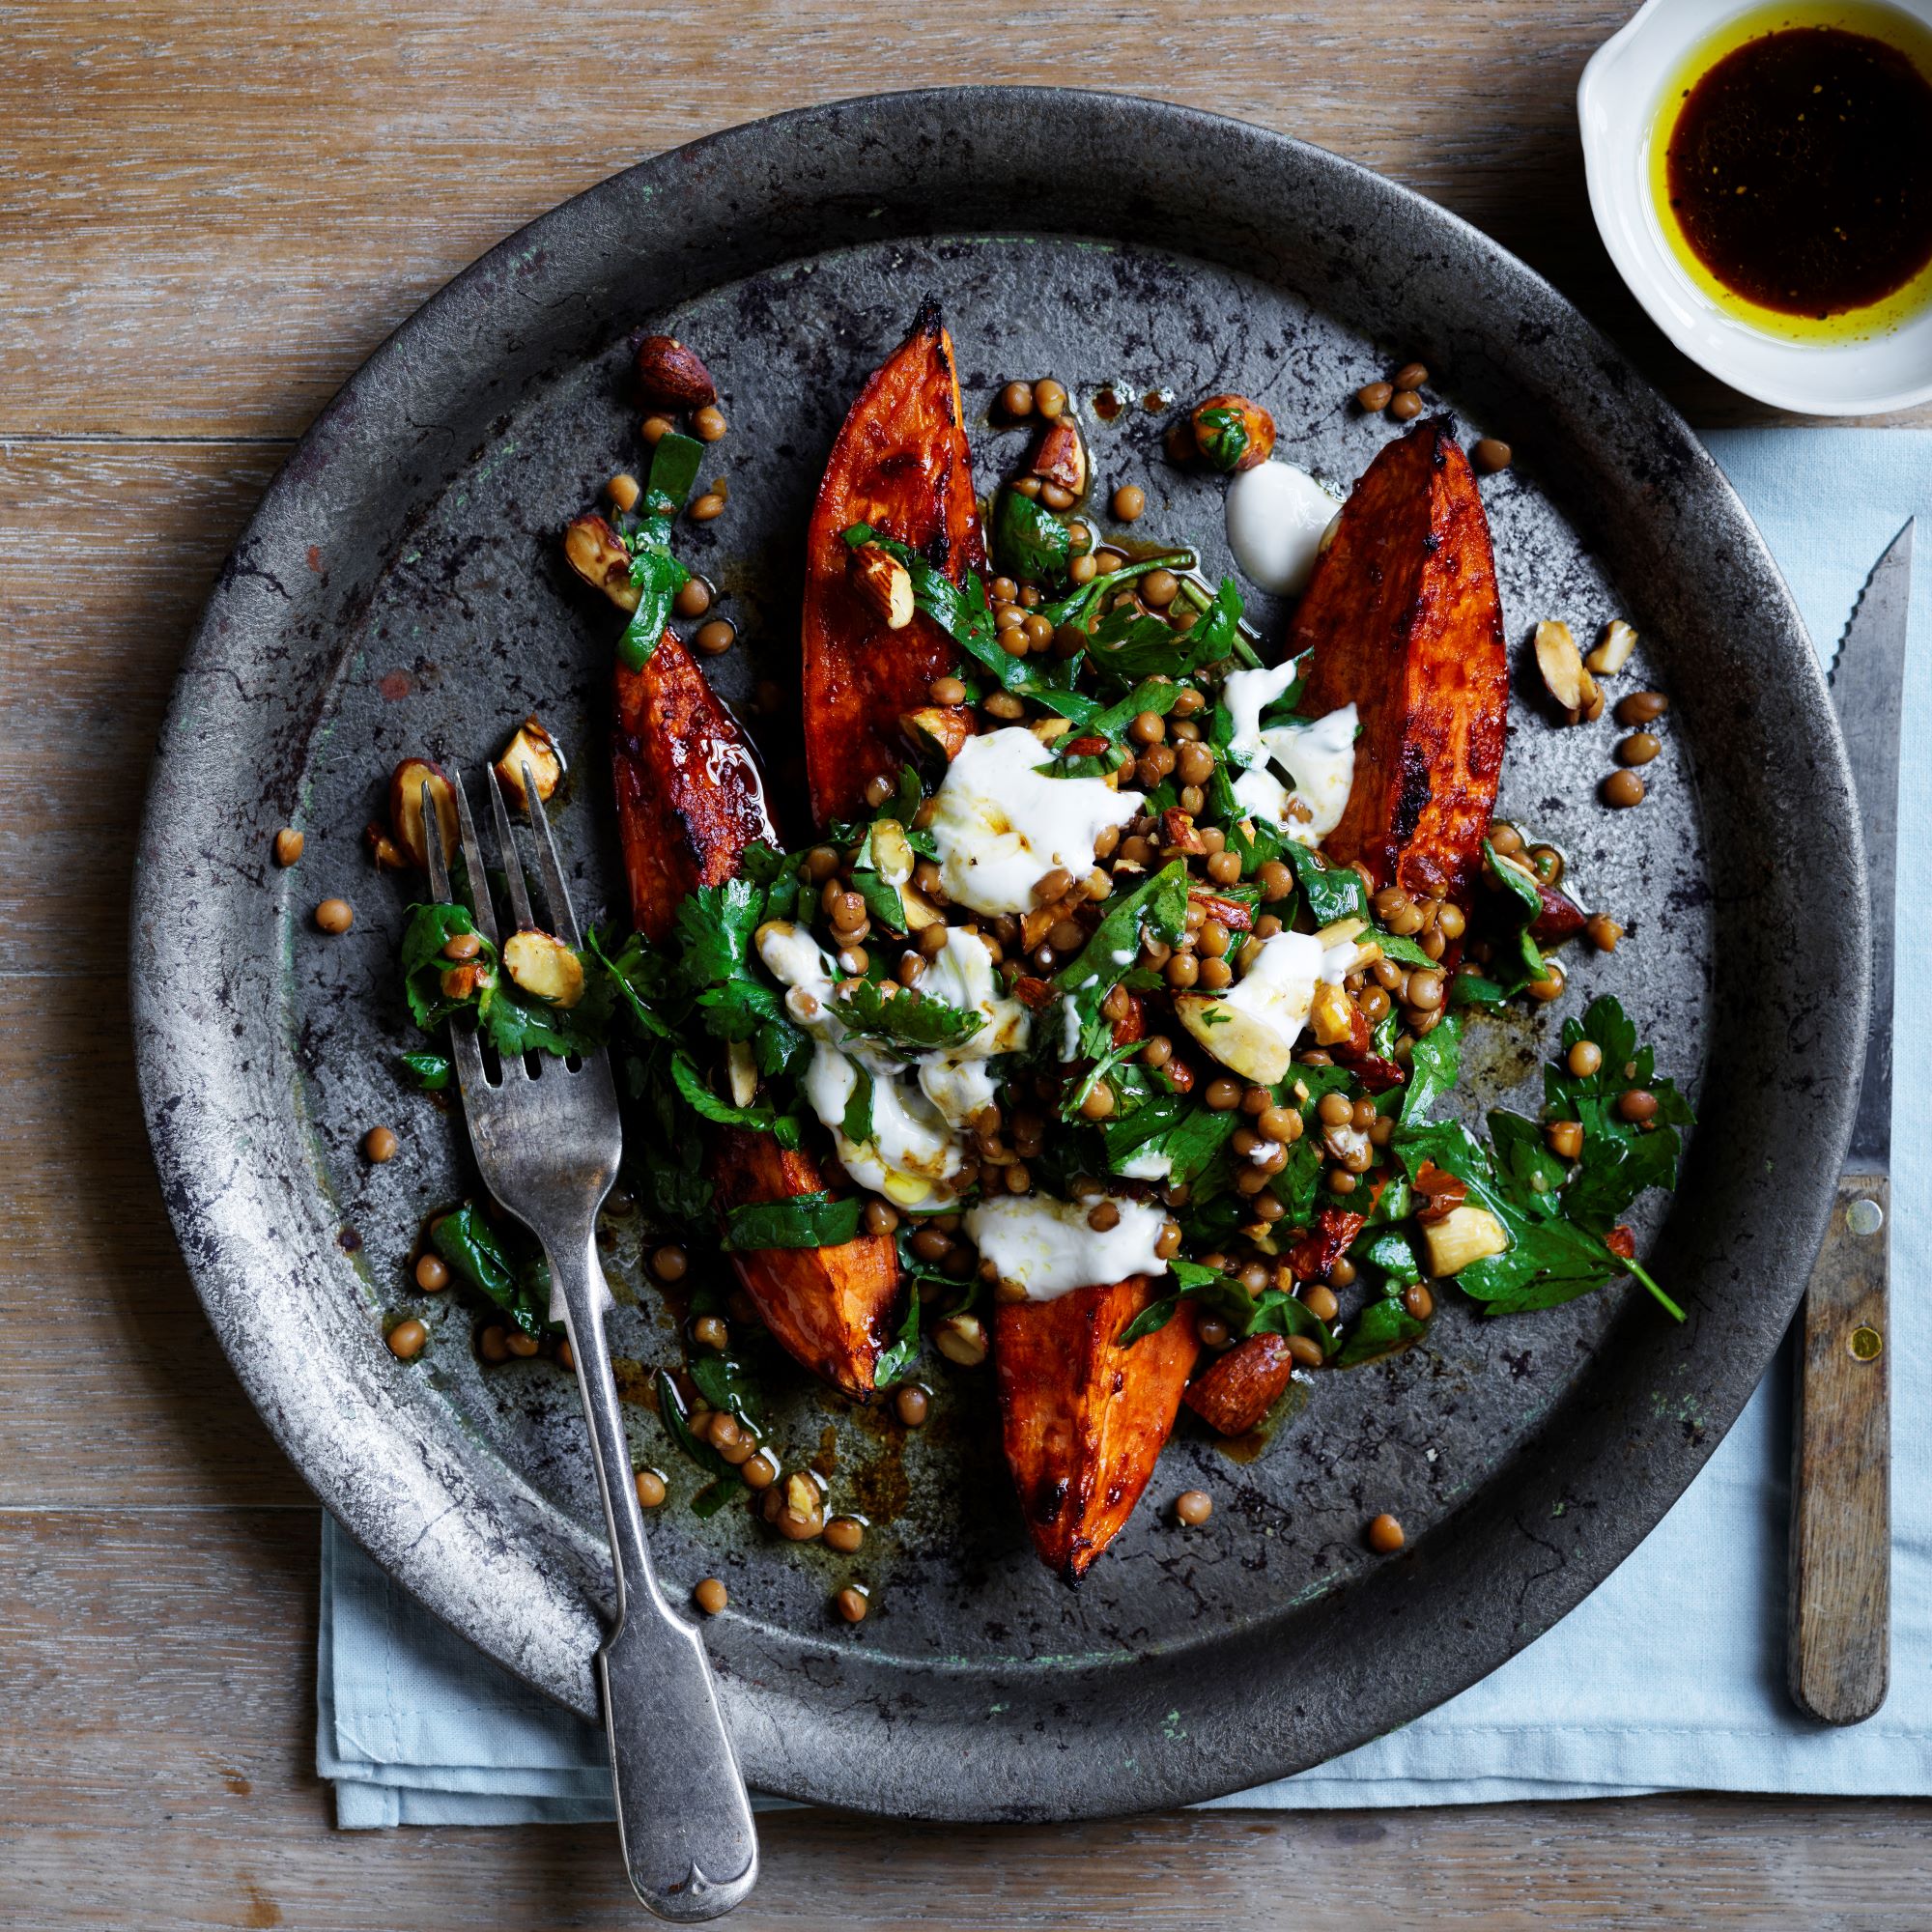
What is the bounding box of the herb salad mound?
[398,544,1690,1385]
[381,306,1692,1588]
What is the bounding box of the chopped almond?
[495,716,566,807]
[386,758,457,870]
[562,513,641,612]
[503,929,585,1009]
[1421,1204,1509,1276]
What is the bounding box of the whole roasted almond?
[848,543,914,630]
[635,333,717,408]
[1190,393,1275,473]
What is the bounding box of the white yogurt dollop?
[929,726,1143,917]
[965,1193,1171,1303]
[1220,655,1358,847]
[1225,460,1341,598]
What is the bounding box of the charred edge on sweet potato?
[801,298,985,830]
[994,1278,1197,1583]
[611,633,777,945]
[609,636,899,1392]
[1292,419,1507,905]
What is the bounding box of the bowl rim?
[1578,0,1932,415]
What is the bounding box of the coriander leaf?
[848,867,908,934]
[688,1350,764,1426]
[724,1192,866,1250]
[400,1049,452,1092]
[672,878,765,989]
[613,432,705,669]
[1488,1108,1569,1219]
[1080,676,1189,747]
[1115,1259,1227,1346]
[618,541,690,670]
[1374,927,1439,969]
[589,928,674,1041]
[1563,1106,1685,1236]
[668,1050,802,1148]
[431,1203,553,1338]
[841,1063,875,1145]
[829,978,986,1052]
[1083,577,1245,684]
[1484,842,1548,986]
[1541,995,1695,1235]
[1036,549,1198,630]
[1056,861,1189,994]
[653,1370,737,1518]
[623,1053,715,1221]
[1283,843,1369,924]
[644,429,705,519]
[841,524,1101,727]
[1332,1296,1427,1368]
[1100,1094,1239,1187]
[872,1289,923,1387]
[1399,1011,1463,1125]
[1119,1262,1335,1352]
[1450,969,1510,1011]
[1353,1229,1422,1285]
[401,901,493,1030]
[1265,1136,1325,1225]
[992,486,1076,584]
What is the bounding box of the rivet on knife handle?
[1787,1174,1890,1724]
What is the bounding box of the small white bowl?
[1578,0,1932,414]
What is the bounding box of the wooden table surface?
[4,4,1927,1926]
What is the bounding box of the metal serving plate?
[130,90,1864,1820]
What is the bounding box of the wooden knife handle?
[1788,1172,1890,1724]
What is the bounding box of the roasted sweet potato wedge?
[1183,1334,1295,1438]
[1292,420,1507,904]
[609,631,899,1395]
[612,634,778,944]
[802,298,984,828]
[994,1279,1196,1582]
[710,1128,896,1397]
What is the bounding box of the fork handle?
[550,1226,759,1919]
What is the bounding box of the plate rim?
[130,85,1868,1820]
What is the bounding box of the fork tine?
[423,781,455,903]
[450,776,502,952]
[520,760,583,949]
[485,765,538,931]
[421,781,492,1096]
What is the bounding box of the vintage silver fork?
[424,769,757,1921]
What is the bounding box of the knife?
[1788,518,1912,1725]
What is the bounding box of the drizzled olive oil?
[1648,2,1932,341]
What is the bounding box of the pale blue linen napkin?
[319,430,1932,1825]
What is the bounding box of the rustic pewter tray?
[130,90,1865,1820]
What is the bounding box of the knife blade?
[1832,519,1911,1170]
[1788,518,1911,1725]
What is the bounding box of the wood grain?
[2,4,1927,1924]
[1789,1174,1892,1725]
[2,1,1929,441]
[4,1510,1930,1932]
